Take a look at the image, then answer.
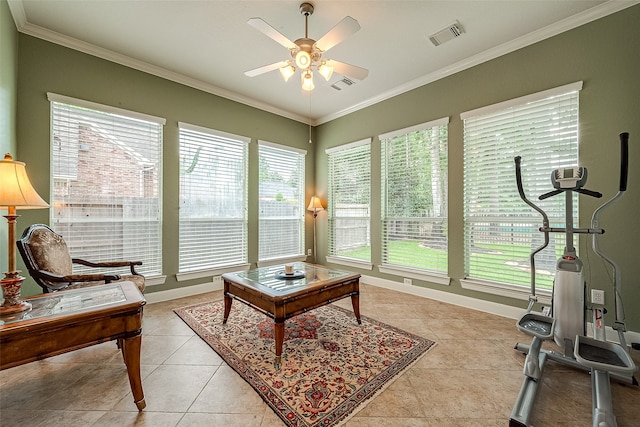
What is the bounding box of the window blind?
[258,141,306,261]
[380,118,448,274]
[178,122,249,272]
[462,83,581,289]
[326,139,371,262]
[49,95,163,277]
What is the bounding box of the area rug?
[174,299,436,427]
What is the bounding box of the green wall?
[0,0,18,275]
[316,5,640,331]
[14,34,315,296]
[9,3,640,332]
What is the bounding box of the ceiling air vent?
[429,21,465,46]
[331,77,355,91]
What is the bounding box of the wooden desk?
[222,263,361,368]
[0,281,146,410]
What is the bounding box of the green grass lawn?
[468,243,554,289]
[336,240,556,290]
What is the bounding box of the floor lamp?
[0,154,49,314]
[307,196,324,263]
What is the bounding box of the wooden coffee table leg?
[223,292,232,324]
[121,333,146,411]
[351,292,362,325]
[274,319,285,369]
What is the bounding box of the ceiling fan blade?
[314,16,360,52]
[325,60,369,80]
[245,61,290,77]
[247,18,297,50]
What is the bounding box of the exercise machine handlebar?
[591,132,630,326]
[619,132,629,191]
[576,188,603,198]
[515,156,550,225]
[514,156,550,300]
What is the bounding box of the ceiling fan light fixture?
[295,50,311,69]
[245,3,368,93]
[279,65,296,82]
[301,71,314,91]
[318,62,334,81]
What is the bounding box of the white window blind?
[258,141,306,261]
[49,94,164,278]
[380,118,448,274]
[178,122,249,272]
[326,139,371,262]
[462,82,581,290]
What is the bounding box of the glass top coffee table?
[222,262,361,368]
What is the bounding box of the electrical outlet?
[307,249,312,256]
[404,278,412,286]
[591,289,605,305]
[212,276,223,289]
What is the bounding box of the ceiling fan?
[244,2,369,91]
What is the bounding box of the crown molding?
[9,0,639,127]
[7,1,314,125]
[315,0,640,124]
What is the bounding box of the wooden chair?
[16,224,145,293]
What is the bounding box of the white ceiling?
[8,1,638,125]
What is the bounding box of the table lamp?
[307,196,324,262]
[0,154,49,314]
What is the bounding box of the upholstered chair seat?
[17,224,145,294]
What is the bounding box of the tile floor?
[1,284,638,426]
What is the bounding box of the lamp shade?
[307,196,324,212]
[301,71,315,91]
[279,65,296,82]
[0,154,49,209]
[318,62,334,81]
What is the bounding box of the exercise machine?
[509,132,637,427]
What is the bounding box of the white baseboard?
[361,274,525,319]
[144,280,223,304]
[144,273,640,345]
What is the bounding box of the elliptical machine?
[509,133,637,427]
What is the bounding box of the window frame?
[48,92,166,286]
[176,122,250,280]
[326,138,372,270]
[256,140,306,266]
[460,82,582,301]
[378,117,450,285]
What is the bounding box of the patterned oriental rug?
[174,299,436,427]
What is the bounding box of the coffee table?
[222,263,361,368]
[0,281,146,410]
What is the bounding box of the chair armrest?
[31,269,121,284]
[72,258,143,275]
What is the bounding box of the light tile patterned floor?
[1,284,638,426]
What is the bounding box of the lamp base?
[0,300,32,315]
[1,275,31,315]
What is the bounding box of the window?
[258,141,306,262]
[178,122,249,275]
[326,139,371,268]
[461,82,582,294]
[379,118,449,283]
[48,93,164,279]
